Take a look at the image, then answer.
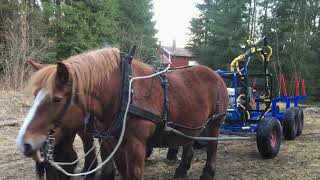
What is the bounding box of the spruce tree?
[188,0,248,69]
[42,0,119,61]
[118,0,157,62]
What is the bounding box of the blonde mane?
[28,48,121,106]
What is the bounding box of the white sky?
[153,0,200,48]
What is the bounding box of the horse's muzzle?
[23,143,34,157]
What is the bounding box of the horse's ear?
[27,60,48,71]
[56,62,69,85]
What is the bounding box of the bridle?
[42,47,137,161]
[44,94,72,161]
[42,90,103,161]
[38,46,231,177]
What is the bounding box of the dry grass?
[0,90,32,125]
[0,8,49,90]
[0,91,319,179]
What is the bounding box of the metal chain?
[47,61,171,177]
[45,132,56,161]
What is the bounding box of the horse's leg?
[113,148,127,180]
[35,162,45,180]
[114,137,145,180]
[77,130,97,180]
[55,130,80,180]
[97,140,116,180]
[174,142,193,178]
[36,131,77,180]
[41,162,61,180]
[42,142,77,180]
[145,146,153,159]
[200,120,222,180]
[166,146,179,161]
[126,137,145,180]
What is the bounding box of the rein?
[46,47,172,177]
[43,47,232,177]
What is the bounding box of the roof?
[161,46,194,58]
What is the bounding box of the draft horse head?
[16,48,120,157]
[21,60,101,179]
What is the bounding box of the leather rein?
[43,47,168,160]
[44,47,225,161]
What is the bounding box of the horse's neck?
[88,60,152,130]
[91,66,122,130]
[131,60,154,76]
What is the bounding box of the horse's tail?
[35,162,45,180]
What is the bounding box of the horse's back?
[167,65,228,129]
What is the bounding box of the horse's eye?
[52,96,62,103]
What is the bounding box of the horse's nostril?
[23,143,33,157]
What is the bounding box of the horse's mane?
[28,48,121,107]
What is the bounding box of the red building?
[159,40,195,68]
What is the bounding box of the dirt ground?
[0,90,319,180]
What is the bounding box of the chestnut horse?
[27,61,175,180]
[16,48,228,180]
[27,61,115,180]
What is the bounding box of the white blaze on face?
[16,89,48,153]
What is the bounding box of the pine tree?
[118,0,157,62]
[188,0,248,69]
[272,0,318,99]
[42,0,119,61]
[188,0,320,100]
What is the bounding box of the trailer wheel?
[295,108,304,136]
[256,117,282,159]
[283,108,297,140]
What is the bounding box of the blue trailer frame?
[215,37,306,134]
[216,70,306,134]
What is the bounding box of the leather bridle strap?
[44,95,72,161]
[47,95,72,135]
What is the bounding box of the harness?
[44,95,72,161]
[84,49,224,142]
[44,47,225,161]
[88,48,170,139]
[41,48,246,177]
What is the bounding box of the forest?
[0,0,319,101]
[0,0,157,89]
[188,0,320,101]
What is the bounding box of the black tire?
[283,108,297,140]
[295,108,304,136]
[256,117,282,159]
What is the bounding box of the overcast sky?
[153,0,200,48]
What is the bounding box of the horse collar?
[75,47,170,140]
[97,50,169,139]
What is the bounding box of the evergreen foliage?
[0,0,157,63]
[188,0,320,101]
[0,0,319,100]
[118,0,158,61]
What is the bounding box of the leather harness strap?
[84,48,223,140]
[106,50,135,138]
[128,105,163,124]
[157,70,170,123]
[126,69,170,126]
[89,47,168,139]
